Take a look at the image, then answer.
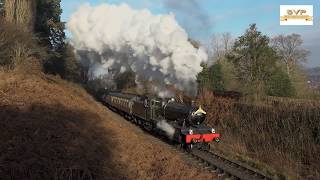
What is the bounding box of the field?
[197,90,320,179]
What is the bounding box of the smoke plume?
[163,0,213,38]
[67,3,207,97]
[156,120,175,139]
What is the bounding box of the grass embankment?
[0,71,217,180]
[0,71,115,179]
[198,90,320,179]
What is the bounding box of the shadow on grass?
[0,103,124,180]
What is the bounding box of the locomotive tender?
[102,92,220,150]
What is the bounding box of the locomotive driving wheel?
[185,143,193,152]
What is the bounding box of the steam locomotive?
[101,91,220,150]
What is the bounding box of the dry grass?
[0,19,46,71]
[0,71,117,179]
[0,71,218,180]
[197,90,320,179]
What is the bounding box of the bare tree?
[210,33,222,59]
[210,32,233,60]
[3,0,36,31]
[222,32,232,53]
[272,33,309,76]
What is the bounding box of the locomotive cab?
[150,99,163,120]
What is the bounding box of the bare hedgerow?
[199,90,320,179]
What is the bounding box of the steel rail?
[189,149,273,180]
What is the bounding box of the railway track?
[151,131,274,179]
[189,149,273,180]
[166,144,273,180]
[107,106,274,180]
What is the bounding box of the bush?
[0,19,45,70]
[197,63,225,91]
[266,68,295,97]
[115,70,136,90]
[62,44,81,82]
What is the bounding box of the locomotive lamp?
[211,128,216,133]
[189,129,193,135]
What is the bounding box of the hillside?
[0,71,216,180]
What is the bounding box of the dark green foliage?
[226,24,278,97]
[43,51,64,74]
[61,44,81,82]
[34,0,83,82]
[35,0,66,75]
[210,63,225,91]
[0,0,4,16]
[266,68,295,97]
[35,0,64,50]
[197,63,209,89]
[227,24,278,84]
[86,78,108,95]
[114,71,136,90]
[197,63,225,91]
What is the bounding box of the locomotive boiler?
[163,101,207,126]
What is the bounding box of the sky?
[61,0,320,67]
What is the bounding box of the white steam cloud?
[157,120,175,139]
[67,3,207,97]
